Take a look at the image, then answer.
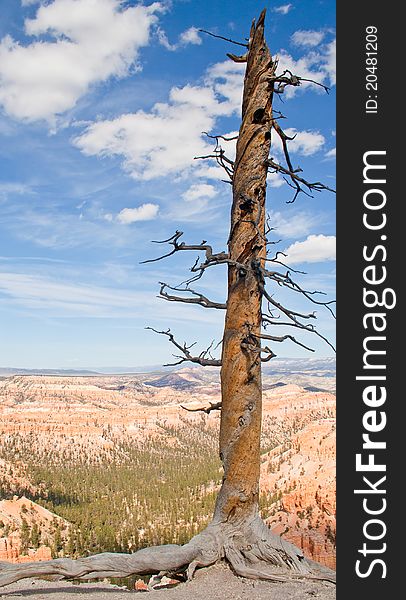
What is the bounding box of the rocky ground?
[0,563,336,600]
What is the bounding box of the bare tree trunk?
[214,10,272,526]
[0,10,335,589]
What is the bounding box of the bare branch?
[267,118,336,203]
[261,266,336,318]
[253,331,315,353]
[195,153,233,181]
[202,132,239,143]
[158,282,226,310]
[180,401,222,414]
[272,119,296,173]
[227,52,248,63]
[267,157,335,203]
[146,327,221,367]
[140,231,228,269]
[258,278,336,353]
[264,251,307,274]
[261,349,277,362]
[199,29,249,49]
[151,231,184,245]
[194,132,237,181]
[292,75,330,94]
[269,67,330,95]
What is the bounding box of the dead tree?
[0,10,335,589]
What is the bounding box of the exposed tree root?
[0,517,335,589]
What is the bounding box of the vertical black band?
[337,1,401,596]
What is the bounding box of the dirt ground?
[0,563,336,600]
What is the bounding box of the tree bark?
[214,9,272,525]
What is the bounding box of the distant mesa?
[144,372,200,390]
[0,368,100,377]
[0,357,335,378]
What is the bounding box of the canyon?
[0,360,335,570]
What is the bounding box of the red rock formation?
[0,496,68,564]
[134,579,148,591]
[0,374,336,568]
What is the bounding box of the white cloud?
[116,203,159,224]
[182,183,217,202]
[291,30,325,48]
[0,0,162,123]
[273,4,293,14]
[179,27,202,46]
[73,62,244,181]
[167,182,223,223]
[284,128,325,156]
[71,40,328,184]
[269,211,320,239]
[325,147,336,159]
[322,39,336,86]
[205,60,245,115]
[276,36,336,97]
[156,27,177,51]
[271,127,325,157]
[157,26,202,51]
[283,234,336,265]
[267,172,285,188]
[73,97,216,180]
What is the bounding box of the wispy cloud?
[157,26,202,51]
[269,211,322,239]
[0,269,224,327]
[291,30,325,48]
[182,183,217,202]
[0,271,149,315]
[273,4,293,15]
[4,204,151,249]
[267,172,285,188]
[272,127,325,156]
[0,182,34,202]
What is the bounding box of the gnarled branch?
[146,327,221,367]
[260,266,336,319]
[253,331,315,353]
[195,132,236,182]
[141,231,228,268]
[158,282,226,310]
[269,67,330,95]
[180,401,222,414]
[266,157,335,204]
[265,95,335,203]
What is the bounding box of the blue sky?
[0,0,335,369]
